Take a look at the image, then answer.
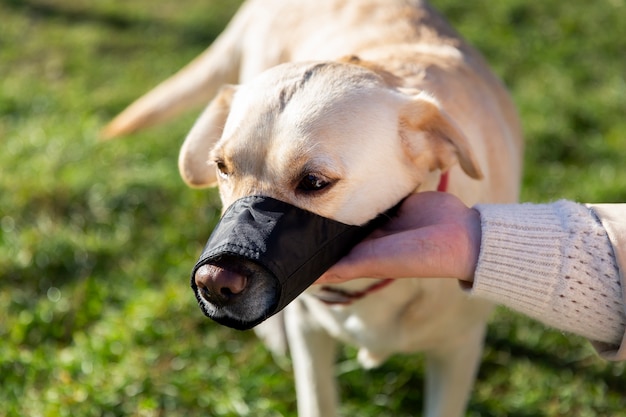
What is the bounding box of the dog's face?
[181,59,483,327]
[181,59,482,222]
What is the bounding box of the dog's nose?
[194,264,248,307]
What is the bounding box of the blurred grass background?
[1,0,625,416]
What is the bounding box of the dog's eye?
[215,160,229,179]
[297,174,330,193]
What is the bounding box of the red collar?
[315,278,394,305]
[437,171,449,192]
[314,172,449,306]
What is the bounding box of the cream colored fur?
[104,1,523,416]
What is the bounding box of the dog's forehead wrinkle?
[254,61,387,113]
[276,62,331,111]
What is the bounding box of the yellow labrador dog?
[104,1,523,416]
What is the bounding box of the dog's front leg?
[423,323,488,417]
[284,299,338,417]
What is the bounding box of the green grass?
[1,0,625,416]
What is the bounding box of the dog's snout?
[195,264,248,307]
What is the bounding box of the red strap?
[316,279,394,305]
[437,171,449,192]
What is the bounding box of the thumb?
[318,240,390,284]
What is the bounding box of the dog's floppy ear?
[178,85,237,188]
[399,92,483,180]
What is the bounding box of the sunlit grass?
[1,0,625,416]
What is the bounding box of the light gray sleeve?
[471,200,626,347]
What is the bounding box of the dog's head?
[181,59,483,329]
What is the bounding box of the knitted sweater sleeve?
[471,200,626,354]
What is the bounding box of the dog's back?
[103,0,521,161]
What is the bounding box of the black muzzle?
[190,195,398,330]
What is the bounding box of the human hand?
[316,191,481,285]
